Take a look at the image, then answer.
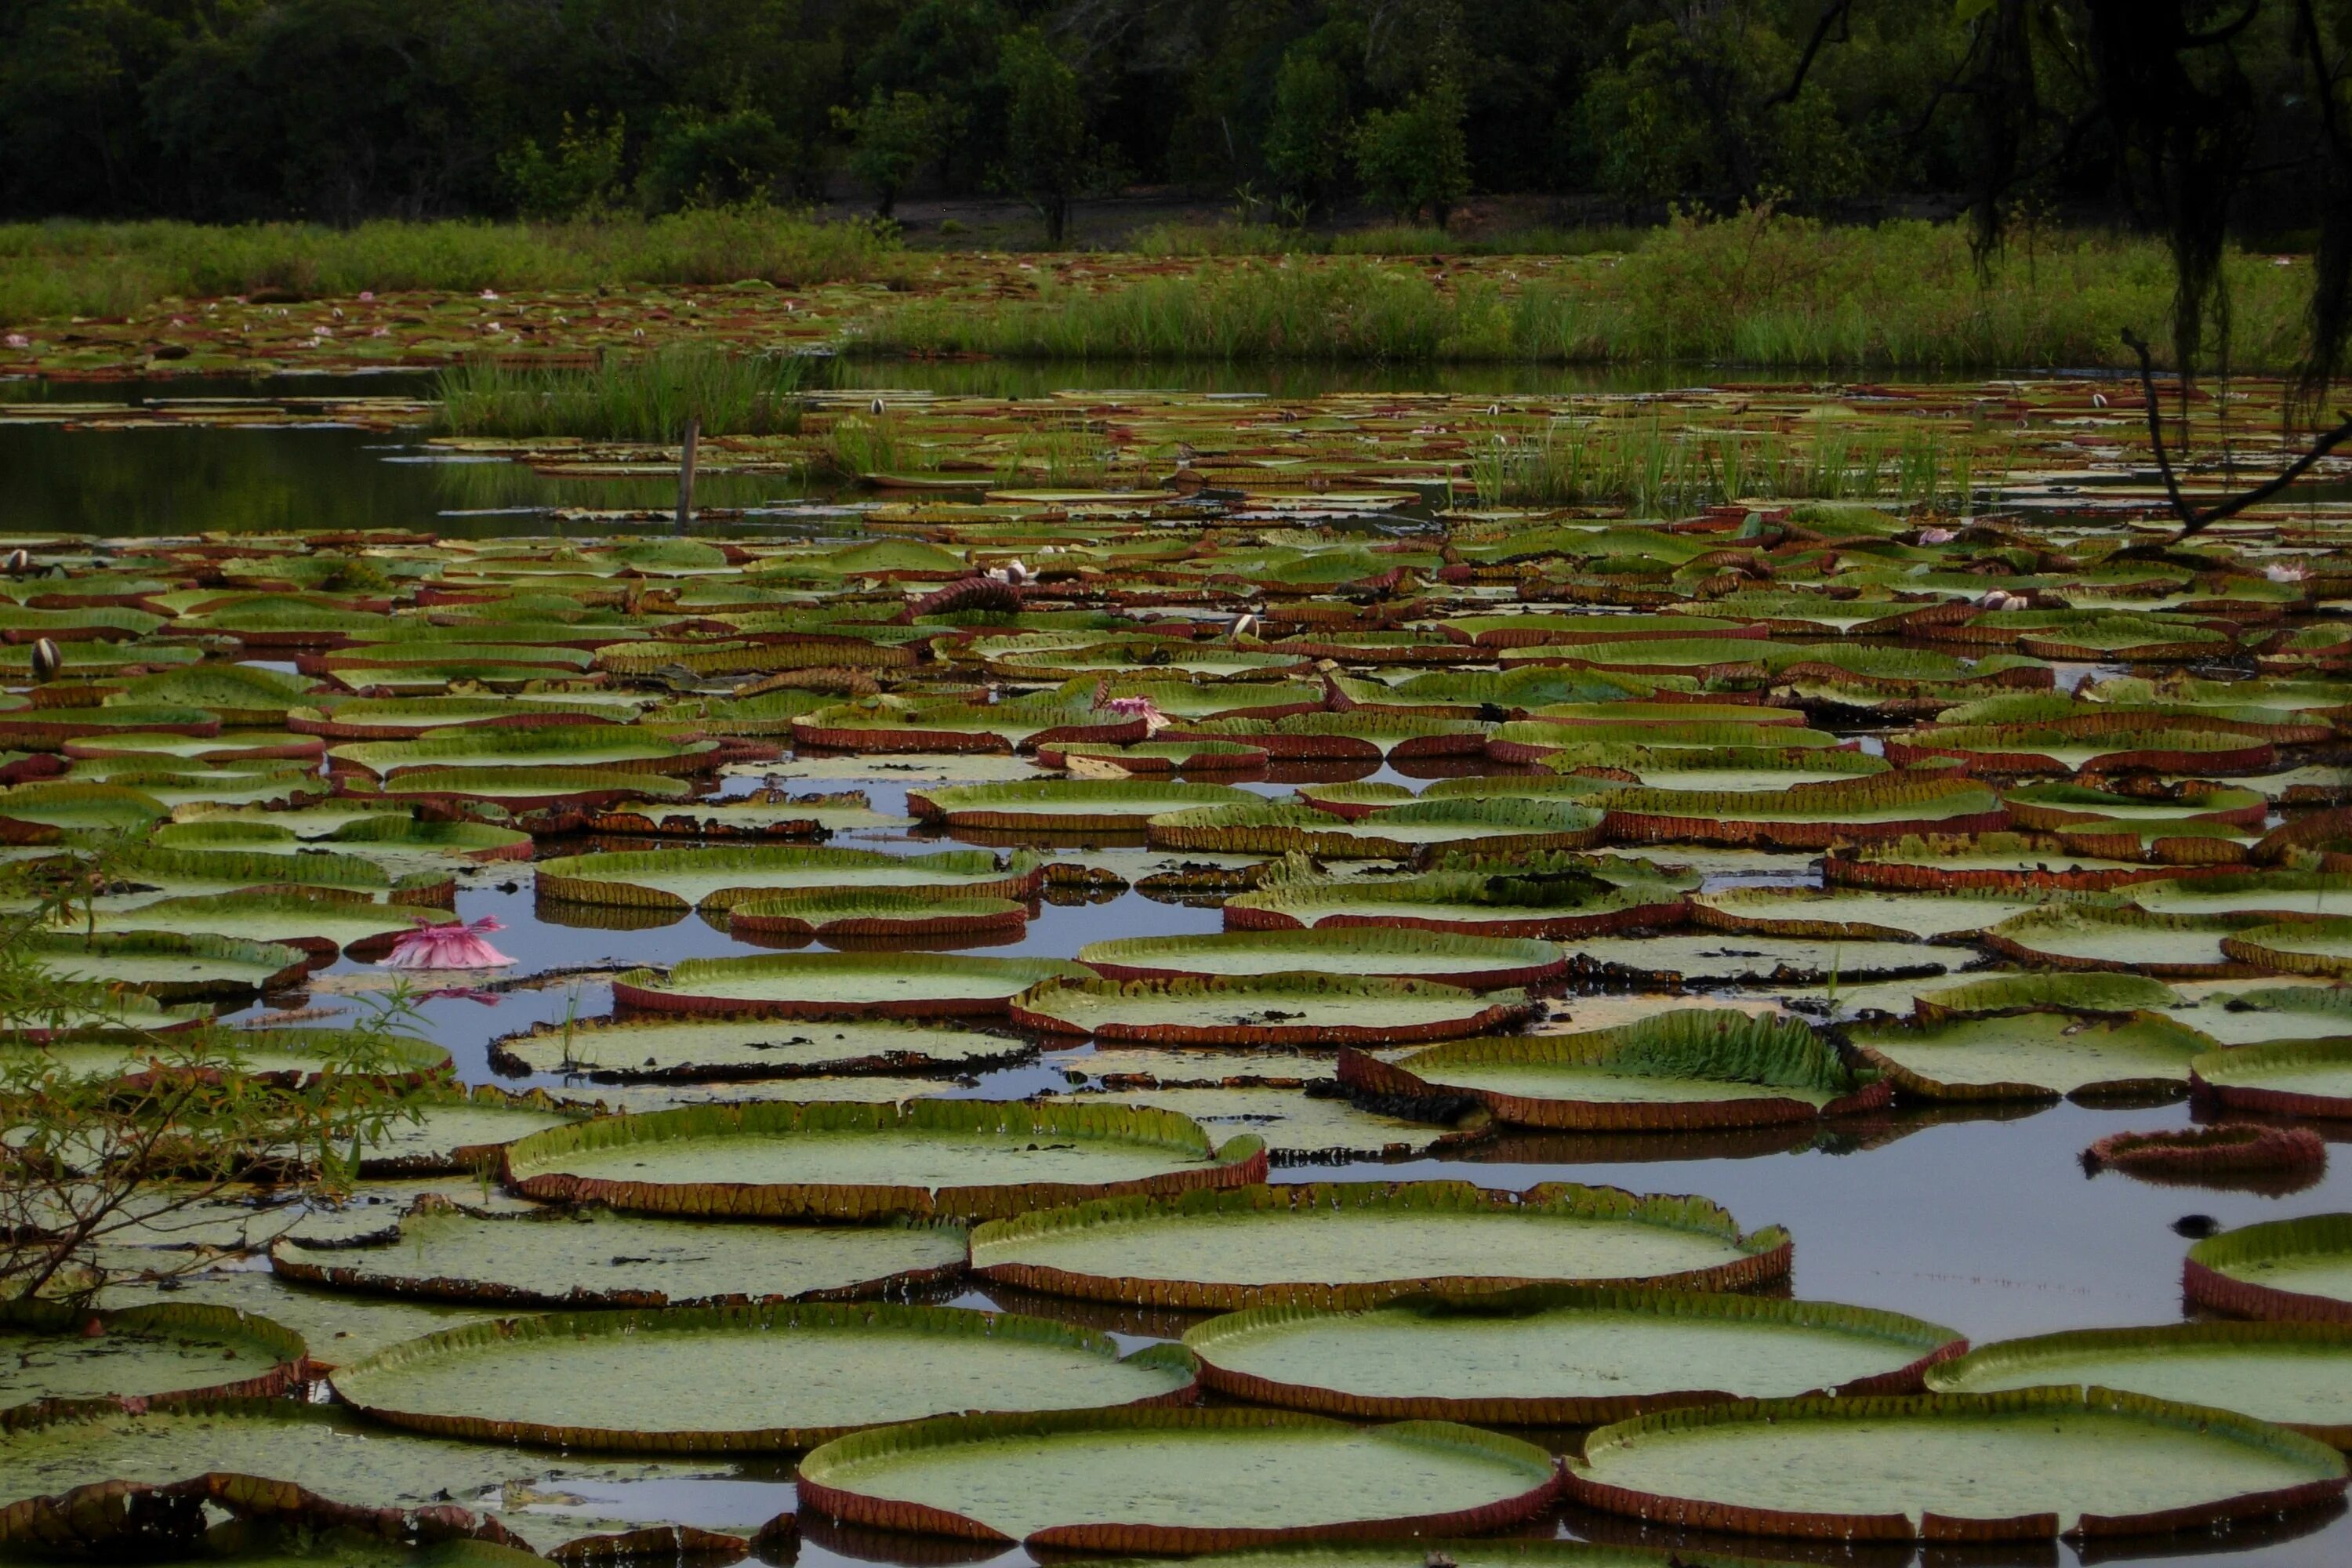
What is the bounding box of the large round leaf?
[1564,1388,2344,1540]
[271,1199,964,1308]
[1184,1287,1961,1424]
[1009,974,1532,1047]
[491,1014,1031,1082]
[967,1181,1791,1310]
[1076,929,1564,989]
[794,1406,1560,1549]
[612,953,1087,1018]
[536,844,1036,913]
[2188,1214,2352,1323]
[1929,1323,2352,1446]
[0,1301,307,1411]
[1847,1010,2212,1101]
[501,1098,1265,1221]
[328,1302,1193,1452]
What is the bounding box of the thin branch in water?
[2122,327,2352,539]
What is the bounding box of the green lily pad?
[1848,1009,2213,1100]
[492,1014,1030,1081]
[794,1406,1561,1548]
[0,1301,307,1411]
[1076,928,1563,989]
[967,1181,1790,1310]
[328,1302,1193,1452]
[536,844,1036,913]
[1010,974,1532,1047]
[1184,1287,1960,1423]
[612,953,1087,1018]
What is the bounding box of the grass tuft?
[433,345,811,441]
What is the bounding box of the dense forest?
[1,0,2343,239]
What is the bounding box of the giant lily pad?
[1982,905,2267,977]
[328,1303,1194,1452]
[1598,775,2007,850]
[271,1200,965,1308]
[1847,1010,2212,1101]
[23,930,309,1002]
[1009,974,1532,1047]
[492,1015,1030,1081]
[1563,1388,2345,1540]
[612,953,1087,1018]
[1183,1287,1961,1424]
[1149,799,1603,859]
[967,1181,1791,1310]
[2187,1214,2352,1322]
[501,1098,1265,1221]
[1338,1009,1882,1131]
[1222,862,1687,939]
[536,845,1038,913]
[2192,1037,2352,1119]
[1929,1323,2352,1446]
[0,1301,308,1411]
[1689,885,2054,941]
[793,1406,1561,1549]
[909,779,1261,832]
[1075,929,1564,989]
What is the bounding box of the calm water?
[13,367,2352,1568]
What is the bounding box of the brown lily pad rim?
[966,1179,1793,1311]
[269,1194,968,1312]
[1075,928,1567,992]
[2085,1123,2328,1181]
[793,1405,1563,1552]
[2191,1036,2352,1120]
[0,1300,309,1414]
[327,1301,1199,1454]
[1848,1007,2212,1105]
[1925,1321,2352,1448]
[610,951,1089,1020]
[500,1095,1267,1221]
[2187,1213,2352,1323]
[1181,1284,1964,1425]
[1563,1387,2347,1542]
[486,1012,1035,1085]
[1007,972,1535,1048]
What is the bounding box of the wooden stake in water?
[675,416,700,535]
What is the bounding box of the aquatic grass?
[1467,413,1990,513]
[0,209,905,325]
[433,345,810,441]
[869,215,2313,371]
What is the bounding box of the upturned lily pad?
[1847,1010,2213,1101]
[536,845,1038,913]
[2221,917,2352,978]
[1982,905,2267,977]
[793,1406,1561,1548]
[79,891,457,960]
[271,1200,965,1308]
[1909,971,2181,1020]
[1009,974,1532,1047]
[24,930,309,1001]
[1340,1010,1880,1131]
[353,1094,584,1176]
[1183,1287,1961,1424]
[501,1098,1265,1221]
[1057,1084,1474,1165]
[2192,1037,2352,1119]
[967,1181,1791,1310]
[1075,929,1564,989]
[2169,985,2352,1046]
[2187,1215,2352,1322]
[1929,1323,2352,1446]
[492,1015,1029,1082]
[1563,1388,2346,1540]
[1149,799,1604,859]
[1689,885,2054,941]
[358,766,696,810]
[1555,934,1955,985]
[1599,775,2006,849]
[329,726,717,780]
[0,1301,308,1411]
[612,953,1087,1018]
[328,1303,1194,1452]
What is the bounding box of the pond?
[7,363,2352,1568]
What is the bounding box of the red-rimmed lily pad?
[1847,1009,2213,1102]
[2187,1214,2352,1323]
[793,1406,1561,1551]
[612,953,1087,1018]
[1009,974,1533,1047]
[1563,1388,2346,1541]
[1076,929,1564,990]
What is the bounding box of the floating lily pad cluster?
[13,399,2352,1564]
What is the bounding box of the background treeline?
[0,0,2336,238]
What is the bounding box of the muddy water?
[16,370,2352,1568]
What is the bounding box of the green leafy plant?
[1352,72,1470,230]
[832,90,960,219]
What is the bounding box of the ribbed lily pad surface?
[1185,1287,1959,1423]
[1929,1323,2352,1444]
[1343,1009,1873,1130]
[329,1303,1193,1451]
[502,1098,1262,1221]
[968,1181,1789,1308]
[2188,1214,2352,1321]
[795,1407,1560,1548]
[1566,1389,2346,1539]
[271,1201,966,1307]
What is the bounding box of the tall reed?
[433,345,810,441]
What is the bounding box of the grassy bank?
[434,346,811,441]
[0,209,904,325]
[871,212,2314,371]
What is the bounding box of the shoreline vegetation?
[0,207,2322,374]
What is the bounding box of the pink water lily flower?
[381,915,516,971]
[1096,694,1171,735]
